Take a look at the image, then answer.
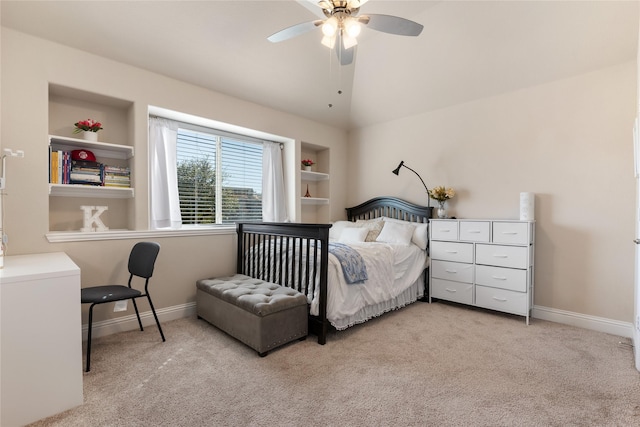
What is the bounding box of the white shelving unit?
[49,183,134,198]
[48,135,134,199]
[301,170,329,181]
[300,143,330,222]
[301,197,329,205]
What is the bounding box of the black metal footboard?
[236,222,331,345]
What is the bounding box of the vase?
[82,131,98,142]
[304,165,312,171]
[437,201,447,219]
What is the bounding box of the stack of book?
[70,160,104,185]
[103,165,131,188]
[49,150,71,184]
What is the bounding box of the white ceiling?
[1,1,638,130]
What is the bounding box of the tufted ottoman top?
[196,274,308,317]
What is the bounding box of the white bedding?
[310,240,427,330]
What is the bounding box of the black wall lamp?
[392,160,430,206]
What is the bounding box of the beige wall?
[0,28,348,325]
[2,25,636,328]
[348,61,637,322]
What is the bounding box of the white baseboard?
[83,301,634,341]
[82,302,196,341]
[532,305,634,338]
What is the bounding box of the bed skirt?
[330,272,424,331]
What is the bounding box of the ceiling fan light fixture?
[342,32,358,49]
[321,34,337,49]
[322,17,338,37]
[344,17,361,38]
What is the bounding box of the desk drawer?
[475,265,527,292]
[476,244,529,269]
[476,285,528,316]
[430,241,473,263]
[431,260,473,283]
[431,278,473,305]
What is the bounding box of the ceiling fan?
[268,0,424,66]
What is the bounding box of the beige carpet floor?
[30,301,640,426]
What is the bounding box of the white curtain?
[262,141,288,222]
[149,118,182,229]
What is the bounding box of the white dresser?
[1,252,84,426]
[429,219,535,324]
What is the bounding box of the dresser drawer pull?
[445,250,458,254]
[445,288,457,293]
[493,254,508,258]
[492,296,508,302]
[468,230,481,233]
[445,269,458,274]
[502,231,518,235]
[441,229,451,232]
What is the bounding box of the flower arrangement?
[301,159,315,167]
[428,186,456,203]
[73,119,103,133]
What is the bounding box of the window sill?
[45,226,235,243]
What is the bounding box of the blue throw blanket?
[328,242,368,284]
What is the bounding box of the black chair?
[81,241,165,372]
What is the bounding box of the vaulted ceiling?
[2,1,638,130]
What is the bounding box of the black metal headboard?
[346,196,433,223]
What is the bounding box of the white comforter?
[310,241,427,330]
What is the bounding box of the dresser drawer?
[459,221,490,242]
[431,278,473,305]
[475,265,527,292]
[430,241,473,263]
[431,260,473,283]
[430,220,458,241]
[475,285,528,316]
[492,222,531,245]
[476,244,529,269]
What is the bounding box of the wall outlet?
[114,300,128,312]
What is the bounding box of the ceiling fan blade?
[336,33,355,66]
[364,14,424,37]
[267,20,323,43]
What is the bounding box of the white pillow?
[339,227,369,243]
[329,221,353,240]
[382,217,429,250]
[376,221,416,246]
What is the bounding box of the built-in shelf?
[49,183,134,198]
[301,197,329,205]
[301,170,329,181]
[49,135,134,159]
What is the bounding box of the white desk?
[1,252,83,426]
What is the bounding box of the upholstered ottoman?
[196,274,308,356]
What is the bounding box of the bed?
[236,196,433,345]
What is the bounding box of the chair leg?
[131,298,144,332]
[86,304,95,372]
[146,294,166,342]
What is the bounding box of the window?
[176,127,263,225]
